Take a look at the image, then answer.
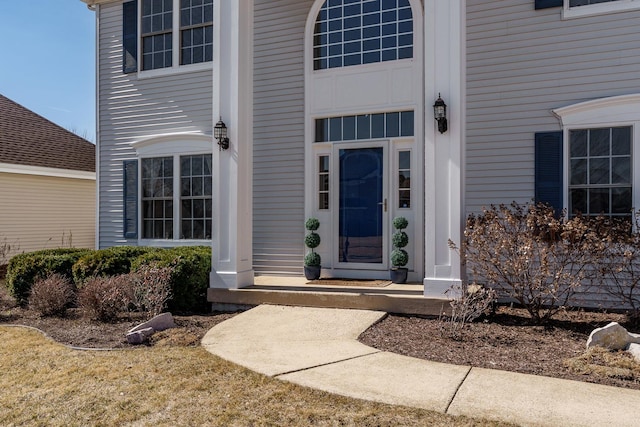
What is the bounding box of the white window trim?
[137,0,214,79]
[131,133,213,245]
[562,0,640,19]
[553,94,640,216]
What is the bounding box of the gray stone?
[128,312,176,334]
[126,327,155,345]
[587,322,633,351]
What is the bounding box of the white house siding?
[96,2,214,248]
[0,172,95,259]
[253,0,314,275]
[465,1,640,308]
[465,1,640,213]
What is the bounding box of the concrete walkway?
[202,305,640,427]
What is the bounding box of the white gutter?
[0,162,95,180]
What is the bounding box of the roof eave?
[81,0,119,7]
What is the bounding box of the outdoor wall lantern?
[214,117,230,150]
[433,94,448,134]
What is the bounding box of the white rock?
[586,322,632,351]
[627,343,640,363]
[128,312,176,334]
[126,327,155,345]
[628,332,640,345]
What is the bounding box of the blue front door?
[338,146,386,267]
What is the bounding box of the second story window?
[180,0,214,65]
[136,0,213,72]
[141,0,173,70]
[313,0,413,70]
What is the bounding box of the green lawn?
[0,326,512,426]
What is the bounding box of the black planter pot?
[390,267,408,284]
[304,265,321,280]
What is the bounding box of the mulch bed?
[3,279,640,391]
[0,284,236,349]
[359,306,640,390]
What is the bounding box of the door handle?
[378,199,387,212]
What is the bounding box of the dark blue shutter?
[535,0,563,9]
[123,0,138,74]
[535,131,563,214]
[123,160,138,238]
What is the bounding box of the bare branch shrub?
[78,275,134,322]
[598,213,640,321]
[450,202,606,324]
[440,284,496,339]
[28,274,75,317]
[0,237,18,278]
[131,264,173,318]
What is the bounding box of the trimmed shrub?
[6,248,91,304]
[304,232,321,249]
[72,246,159,286]
[304,252,321,267]
[29,273,76,317]
[305,217,320,231]
[392,231,409,249]
[392,216,409,230]
[390,249,408,267]
[78,275,134,322]
[132,246,211,313]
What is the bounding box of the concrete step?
[207,277,450,316]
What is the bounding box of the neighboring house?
[0,95,96,261]
[80,0,640,306]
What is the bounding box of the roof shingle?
[0,94,95,173]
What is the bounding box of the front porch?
[208,275,450,316]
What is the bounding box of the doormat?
[306,279,391,287]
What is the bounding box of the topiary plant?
[304,218,321,279]
[304,218,321,266]
[390,217,409,283]
[391,217,409,267]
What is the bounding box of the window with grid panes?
[568,127,632,217]
[140,0,213,71]
[141,154,212,240]
[318,156,330,209]
[315,110,414,142]
[180,0,213,65]
[398,150,410,208]
[313,0,413,70]
[141,0,173,70]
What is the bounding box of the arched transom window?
[313,0,413,70]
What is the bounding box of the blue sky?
[0,1,96,142]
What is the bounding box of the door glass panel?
[339,147,383,264]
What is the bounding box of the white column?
[423,0,464,297]
[210,0,254,289]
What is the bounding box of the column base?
[210,268,254,289]
[423,277,462,298]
